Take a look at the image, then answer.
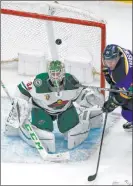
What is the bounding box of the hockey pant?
[31,105,79,133]
[30,105,103,150]
[121,109,133,122]
[121,100,133,122]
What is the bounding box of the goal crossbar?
[1,8,106,95]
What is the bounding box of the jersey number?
[26,82,32,90]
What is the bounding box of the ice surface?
[1,1,132,185]
[1,97,121,164]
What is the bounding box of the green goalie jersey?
[17,72,83,114]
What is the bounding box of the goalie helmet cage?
[1,1,106,94]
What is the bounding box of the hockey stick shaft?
[1,80,70,161]
[1,80,13,101]
[76,84,131,96]
[88,90,112,181]
[88,111,108,181]
[89,86,131,95]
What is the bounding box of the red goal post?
[1,3,106,95]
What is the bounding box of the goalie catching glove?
[76,87,104,108]
[5,97,31,128]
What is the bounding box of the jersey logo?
[33,79,42,87]
[48,100,69,109]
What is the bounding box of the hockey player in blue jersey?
[102,44,133,132]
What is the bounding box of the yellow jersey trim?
[117,47,129,75]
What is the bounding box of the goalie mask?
[48,60,65,87]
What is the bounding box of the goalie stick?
[1,80,70,162]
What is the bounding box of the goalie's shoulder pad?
[33,73,49,87]
[35,72,49,80]
[65,73,79,87]
[32,73,50,90]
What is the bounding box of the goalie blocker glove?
[5,97,31,128]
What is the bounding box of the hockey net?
[1,1,106,90]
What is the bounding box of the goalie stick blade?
[46,151,70,162]
[88,174,97,181]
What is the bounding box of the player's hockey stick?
[88,90,112,181]
[1,80,70,161]
[88,111,108,181]
[75,84,132,97]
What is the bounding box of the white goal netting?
[1,1,106,87]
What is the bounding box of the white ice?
[1,1,132,185]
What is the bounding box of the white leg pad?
[79,107,103,129]
[19,125,55,153]
[65,108,103,149]
[66,120,91,149]
[4,124,19,136]
[89,108,103,128]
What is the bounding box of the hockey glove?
[102,96,123,113]
[128,83,133,98]
[118,84,133,99]
[102,66,115,85]
[127,83,133,98]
